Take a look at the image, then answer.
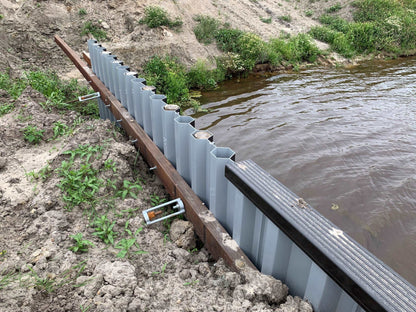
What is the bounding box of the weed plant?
[92,215,117,244]
[23,125,44,144]
[139,6,182,29]
[116,180,143,200]
[52,121,70,139]
[69,233,94,253]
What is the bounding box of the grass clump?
[260,16,272,24]
[193,15,221,44]
[78,8,87,17]
[139,6,182,29]
[81,21,107,41]
[279,15,292,23]
[326,3,342,13]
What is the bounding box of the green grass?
[0,70,98,117]
[326,3,342,13]
[81,21,107,41]
[139,6,182,29]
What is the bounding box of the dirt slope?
[0,0,354,75]
[0,87,314,311]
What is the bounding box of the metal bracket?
[142,198,185,225]
[78,92,100,102]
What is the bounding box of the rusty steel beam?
[54,35,256,272]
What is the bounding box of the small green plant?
[0,14,4,20]
[80,304,91,312]
[326,3,342,13]
[23,125,44,144]
[150,194,167,207]
[305,10,314,17]
[193,15,221,44]
[115,237,147,258]
[78,8,87,17]
[0,103,14,116]
[139,6,182,29]
[63,144,103,162]
[152,263,167,276]
[104,158,117,173]
[52,121,70,139]
[69,233,94,253]
[26,164,51,181]
[116,180,143,200]
[81,21,107,41]
[279,15,292,23]
[183,279,199,286]
[260,16,272,24]
[92,215,117,244]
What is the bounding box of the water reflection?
[192,57,416,285]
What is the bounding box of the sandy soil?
[0,0,355,75]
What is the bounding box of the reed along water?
[192,57,416,286]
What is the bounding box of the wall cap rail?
[225,159,416,312]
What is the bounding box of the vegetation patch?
[0,70,98,117]
[81,21,107,41]
[139,6,182,29]
[310,0,416,57]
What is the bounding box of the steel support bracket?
[78,92,100,102]
[142,198,185,225]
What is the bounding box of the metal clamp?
[142,198,185,225]
[78,92,100,102]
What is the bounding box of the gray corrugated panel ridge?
[225,159,416,312]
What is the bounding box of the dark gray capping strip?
[225,159,416,312]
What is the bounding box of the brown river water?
[191,57,416,286]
